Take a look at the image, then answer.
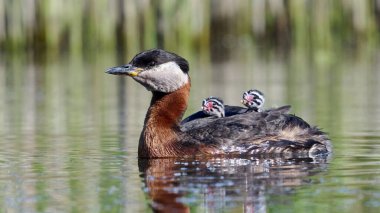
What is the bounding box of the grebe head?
[241,89,265,111]
[202,97,225,117]
[106,49,189,93]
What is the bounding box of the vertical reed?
[0,0,378,55]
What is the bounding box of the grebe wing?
[180,116,215,131]
[224,105,247,116]
[181,111,207,124]
[180,104,237,128]
[264,105,291,114]
[181,105,290,128]
[182,105,246,126]
[180,108,330,156]
[180,105,291,132]
[224,104,292,116]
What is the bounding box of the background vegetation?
[1,0,380,59]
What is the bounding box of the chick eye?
[149,61,156,66]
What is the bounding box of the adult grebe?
[106,49,331,158]
[242,89,265,112]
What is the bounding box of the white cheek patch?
[134,62,189,93]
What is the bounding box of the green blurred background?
[1,0,379,58]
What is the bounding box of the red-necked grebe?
[106,49,331,158]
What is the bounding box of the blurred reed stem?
[0,0,379,58]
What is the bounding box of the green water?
[0,49,379,212]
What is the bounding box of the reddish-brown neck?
[138,82,190,158]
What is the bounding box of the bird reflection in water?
[138,156,329,212]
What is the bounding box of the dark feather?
[180,105,330,156]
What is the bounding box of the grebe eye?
[149,61,156,66]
